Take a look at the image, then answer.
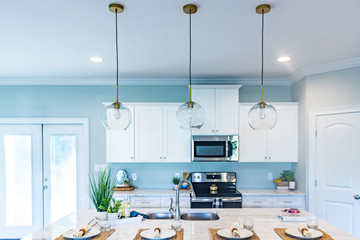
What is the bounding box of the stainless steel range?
[190,172,242,208]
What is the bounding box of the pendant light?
[248,4,277,130]
[176,4,205,130]
[102,3,132,130]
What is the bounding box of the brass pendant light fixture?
[248,4,277,130]
[102,3,132,130]
[176,4,205,129]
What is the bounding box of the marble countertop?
[113,188,305,197]
[24,208,356,240]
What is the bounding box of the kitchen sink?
[147,212,173,219]
[180,212,220,221]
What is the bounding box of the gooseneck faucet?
[169,180,196,221]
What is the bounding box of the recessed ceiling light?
[277,56,291,62]
[90,57,104,63]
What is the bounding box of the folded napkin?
[212,198,223,208]
[154,225,161,238]
[229,225,240,237]
[298,225,312,237]
[130,211,149,219]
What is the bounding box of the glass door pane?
[43,125,85,226]
[0,125,43,238]
[4,135,33,226]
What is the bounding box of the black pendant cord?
[260,8,264,102]
[189,9,192,102]
[115,8,119,102]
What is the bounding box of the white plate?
[140,229,176,240]
[63,228,101,239]
[285,227,323,239]
[217,228,253,239]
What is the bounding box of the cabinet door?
[239,105,268,162]
[191,89,215,135]
[163,106,191,162]
[268,105,298,162]
[135,106,163,162]
[215,89,239,135]
[106,106,135,162]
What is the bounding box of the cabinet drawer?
[272,197,304,208]
[160,196,190,208]
[130,197,161,208]
[242,197,272,208]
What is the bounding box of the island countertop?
[23,208,356,240]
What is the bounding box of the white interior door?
[43,124,87,226]
[315,112,360,238]
[0,125,43,238]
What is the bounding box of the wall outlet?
[94,164,107,172]
[132,173,137,181]
[175,173,180,178]
[267,173,273,181]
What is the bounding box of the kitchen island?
[23,208,356,240]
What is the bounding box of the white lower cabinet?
[113,195,190,208]
[242,195,305,208]
[130,197,161,208]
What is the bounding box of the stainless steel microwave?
[192,135,238,162]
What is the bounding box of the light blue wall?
[0,84,293,189]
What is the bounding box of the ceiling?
[1,0,360,84]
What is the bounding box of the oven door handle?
[191,197,242,203]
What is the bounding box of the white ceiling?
[1,0,360,84]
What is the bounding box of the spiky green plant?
[89,166,116,212]
[107,198,123,213]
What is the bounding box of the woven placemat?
[134,228,183,240]
[209,228,260,240]
[55,229,115,240]
[274,228,334,240]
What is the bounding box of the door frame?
[0,118,90,210]
[308,105,360,213]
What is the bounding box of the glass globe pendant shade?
[176,101,205,129]
[102,102,132,130]
[248,102,277,130]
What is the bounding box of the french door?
[0,123,88,238]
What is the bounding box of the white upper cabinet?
[239,103,298,162]
[106,106,135,162]
[106,104,190,163]
[163,107,191,162]
[135,106,163,162]
[192,86,240,135]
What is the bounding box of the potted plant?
[172,176,181,189]
[274,170,295,190]
[89,166,116,220]
[123,178,130,187]
[107,198,123,220]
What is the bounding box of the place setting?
[209,217,260,240]
[274,216,334,240]
[56,218,115,240]
[134,224,183,240]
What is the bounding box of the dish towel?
[212,198,223,208]
[130,211,149,219]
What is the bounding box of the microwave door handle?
[227,141,233,158]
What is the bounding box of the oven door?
[190,197,242,208]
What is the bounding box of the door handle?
[43,186,48,190]
[354,194,360,200]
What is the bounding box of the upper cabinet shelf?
[238,102,299,162]
[191,85,241,136]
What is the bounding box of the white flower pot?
[107,212,119,220]
[96,211,108,220]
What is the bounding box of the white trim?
[239,102,299,106]
[0,77,290,86]
[291,57,360,84]
[308,105,360,213]
[0,118,90,209]
[192,84,242,89]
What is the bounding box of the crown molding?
[0,77,291,86]
[290,57,360,84]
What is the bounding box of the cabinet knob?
[355,194,360,200]
[211,130,214,133]
[160,157,162,160]
[164,157,167,160]
[130,157,134,159]
[264,157,267,160]
[43,186,48,190]
[269,156,271,160]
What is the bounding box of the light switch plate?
[175,173,180,178]
[267,173,273,181]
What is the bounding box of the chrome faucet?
[169,180,196,221]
